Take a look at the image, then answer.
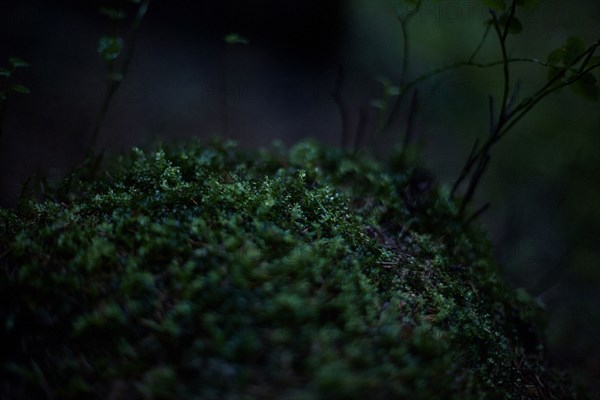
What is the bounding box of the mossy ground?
[0,139,575,399]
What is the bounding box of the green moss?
[0,139,575,399]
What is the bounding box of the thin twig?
[383,1,422,134]
[399,2,422,86]
[402,89,419,154]
[577,47,595,74]
[457,37,600,217]
[498,42,600,139]
[468,22,492,63]
[31,360,54,400]
[463,202,491,226]
[507,79,522,112]
[88,0,151,158]
[458,1,517,214]
[451,137,479,197]
[402,58,554,96]
[490,6,513,124]
[382,57,557,133]
[459,153,490,217]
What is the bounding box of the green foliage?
[386,0,600,217]
[0,57,30,97]
[0,140,575,399]
[0,57,30,137]
[98,36,125,62]
[546,36,599,101]
[88,0,151,158]
[224,33,250,45]
[369,0,599,219]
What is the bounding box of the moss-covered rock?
[0,140,575,399]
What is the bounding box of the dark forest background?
[1,0,599,395]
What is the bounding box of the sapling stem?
[384,0,422,135]
[88,0,151,159]
[468,23,492,63]
[454,33,600,217]
[401,89,419,156]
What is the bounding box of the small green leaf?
[9,58,29,68]
[370,99,384,109]
[386,85,401,96]
[570,73,599,102]
[500,15,523,34]
[224,33,249,45]
[564,36,585,66]
[547,48,565,65]
[99,7,127,20]
[480,0,506,11]
[0,68,11,77]
[10,85,30,94]
[376,77,392,87]
[98,36,124,62]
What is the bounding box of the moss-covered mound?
[0,140,574,399]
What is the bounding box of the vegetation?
[1,0,599,398]
[359,0,600,219]
[0,140,576,399]
[0,57,30,139]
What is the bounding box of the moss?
[0,139,575,399]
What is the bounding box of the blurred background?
[1,0,599,396]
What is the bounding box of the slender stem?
[498,43,600,139]
[402,89,419,154]
[88,0,151,158]
[383,0,422,133]
[88,78,119,157]
[389,57,557,116]
[456,37,600,216]
[399,1,422,86]
[578,48,595,74]
[499,63,600,139]
[459,153,490,216]
[463,202,491,226]
[386,55,565,134]
[457,1,517,213]
[491,3,515,123]
[468,22,492,63]
[121,1,150,81]
[451,137,479,197]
